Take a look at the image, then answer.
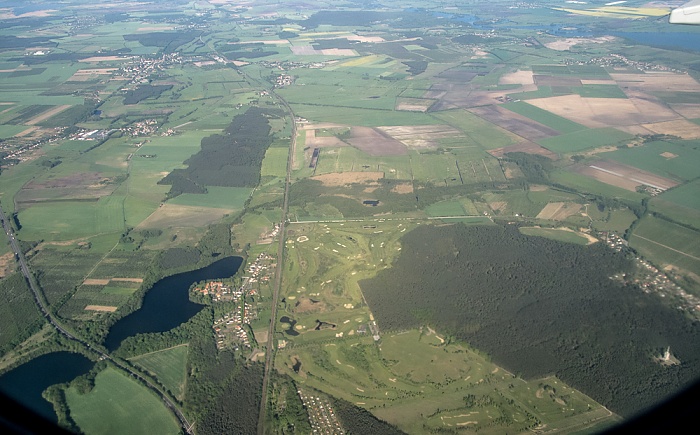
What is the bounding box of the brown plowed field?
[470,105,559,141]
[345,127,407,156]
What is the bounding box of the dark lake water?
[104,256,243,351]
[0,352,93,422]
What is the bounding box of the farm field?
[538,128,634,153]
[519,227,593,245]
[629,216,700,276]
[65,368,180,435]
[604,140,700,182]
[130,345,188,401]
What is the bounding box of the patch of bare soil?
[311,171,383,186]
[391,183,414,194]
[84,305,117,312]
[378,124,461,149]
[0,253,14,278]
[526,94,678,128]
[346,127,407,156]
[642,119,700,139]
[489,201,507,212]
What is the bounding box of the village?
[603,231,700,318]
[192,251,276,350]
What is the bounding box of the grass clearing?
[502,101,585,134]
[168,186,252,210]
[630,216,700,275]
[605,141,700,182]
[519,227,591,245]
[539,128,634,153]
[65,367,180,435]
[130,345,188,400]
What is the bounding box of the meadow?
[502,101,585,134]
[130,344,188,401]
[65,368,180,435]
[539,128,635,153]
[629,216,700,275]
[605,140,700,182]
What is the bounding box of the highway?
[0,201,194,434]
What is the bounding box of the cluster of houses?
[213,299,256,350]
[273,74,293,88]
[116,52,183,86]
[604,231,700,317]
[582,53,684,74]
[194,280,247,303]
[297,388,345,435]
[248,252,275,284]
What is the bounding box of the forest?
[360,223,700,418]
[123,85,173,105]
[159,107,279,197]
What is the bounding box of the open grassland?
[288,103,440,126]
[432,110,521,150]
[167,186,252,210]
[605,141,700,182]
[502,101,585,134]
[261,146,289,178]
[17,198,125,241]
[591,208,638,233]
[65,368,180,435]
[519,227,593,245]
[539,128,634,153]
[278,329,617,434]
[314,147,412,180]
[550,170,647,203]
[630,216,700,275]
[130,344,188,401]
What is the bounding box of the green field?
[550,170,647,202]
[519,227,591,245]
[168,186,252,210]
[65,368,180,435]
[0,124,27,139]
[424,200,467,217]
[573,84,627,98]
[131,345,188,400]
[261,146,289,178]
[432,110,520,150]
[630,215,700,275]
[605,141,700,181]
[502,101,586,134]
[539,128,635,153]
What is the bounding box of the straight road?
[256,96,296,435]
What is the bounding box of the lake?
[104,256,243,351]
[0,352,93,422]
